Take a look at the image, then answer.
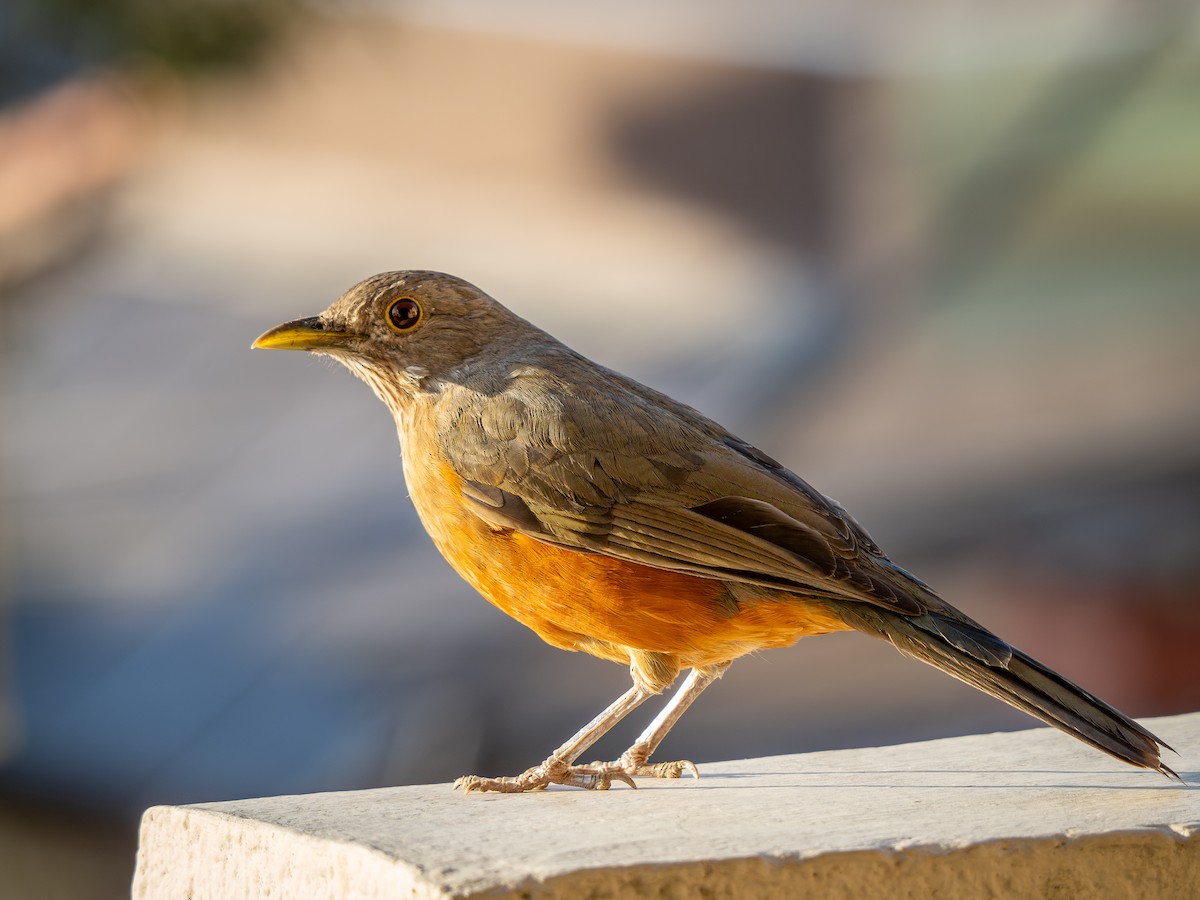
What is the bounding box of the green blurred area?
[907,14,1200,340]
[41,0,292,68]
[1,0,298,101]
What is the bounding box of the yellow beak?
[252,317,363,351]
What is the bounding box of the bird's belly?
[405,457,849,668]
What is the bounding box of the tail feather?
[834,602,1178,779]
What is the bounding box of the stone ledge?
[133,712,1199,899]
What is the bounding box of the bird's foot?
[627,759,700,779]
[454,755,637,794]
[578,750,700,782]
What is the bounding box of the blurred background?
[2,0,1199,895]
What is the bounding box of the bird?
[253,270,1177,792]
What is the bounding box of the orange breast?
[400,423,849,669]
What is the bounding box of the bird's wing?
[437,369,934,620]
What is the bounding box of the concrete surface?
[133,712,1198,899]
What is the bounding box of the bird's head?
[253,270,543,408]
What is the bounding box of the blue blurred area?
[1,3,1199,895]
[10,602,384,808]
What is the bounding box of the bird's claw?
[637,759,700,779]
[453,757,638,794]
[587,756,699,780]
[454,753,700,794]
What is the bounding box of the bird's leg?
[578,662,730,781]
[454,683,653,793]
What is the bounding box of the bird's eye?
[386,298,422,332]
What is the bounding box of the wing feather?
[442,365,929,617]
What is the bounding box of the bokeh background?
[2,0,1199,895]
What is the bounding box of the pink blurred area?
[1,2,1198,895]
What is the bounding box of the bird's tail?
[832,600,1179,779]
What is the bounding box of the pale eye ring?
[387,297,422,331]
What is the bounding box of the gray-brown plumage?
[254,270,1178,791]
